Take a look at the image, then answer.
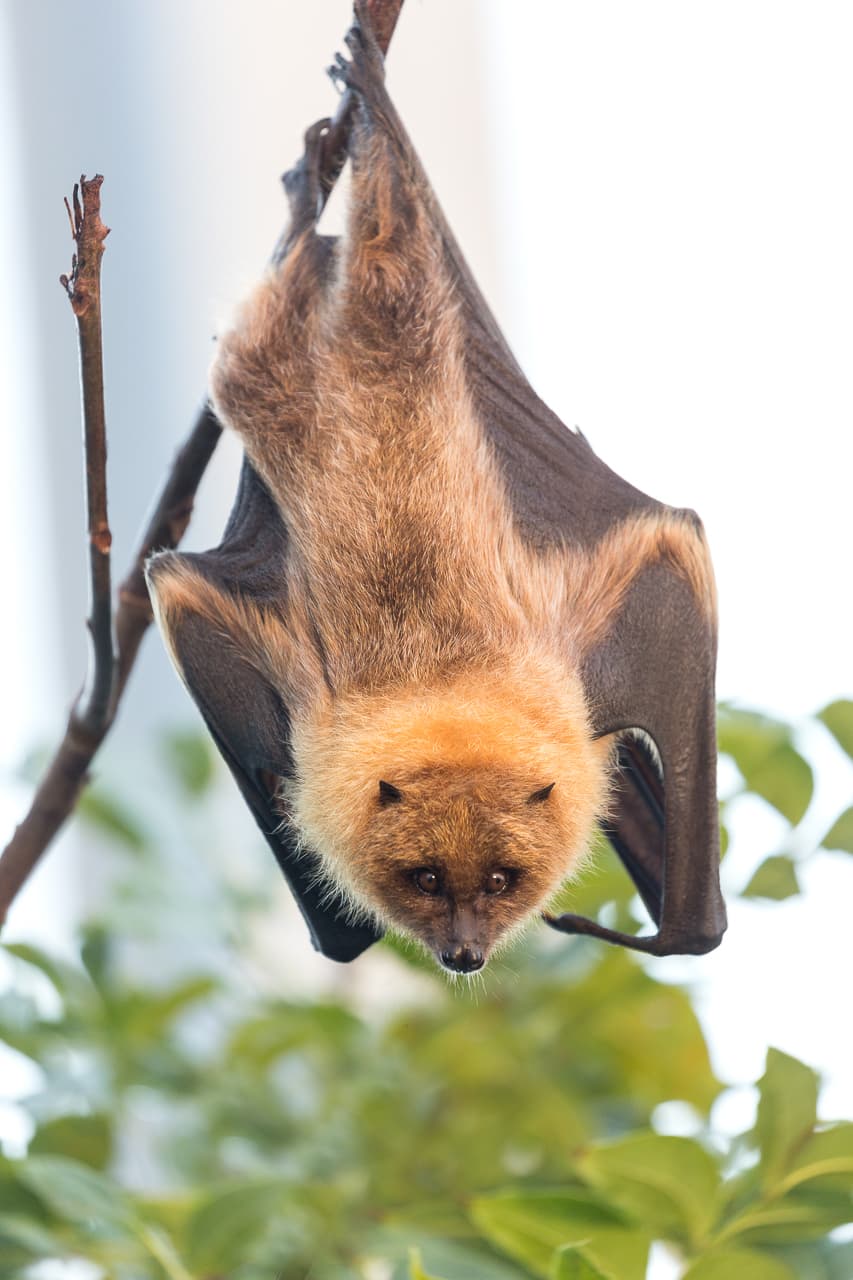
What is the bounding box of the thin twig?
[0,176,113,917]
[0,0,407,925]
[60,175,115,732]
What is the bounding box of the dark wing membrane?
[163,458,382,963]
[562,562,725,954]
[601,737,666,927]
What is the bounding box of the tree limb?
[0,0,406,925]
[0,175,114,918]
[60,175,115,733]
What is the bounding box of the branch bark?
[60,176,115,733]
[0,0,406,925]
[0,175,114,917]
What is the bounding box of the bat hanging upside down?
[147,5,726,972]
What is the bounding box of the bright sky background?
[0,7,851,1274]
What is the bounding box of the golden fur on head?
[287,653,611,965]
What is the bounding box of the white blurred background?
[1,0,851,1222]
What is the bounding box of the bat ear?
[527,782,555,804]
[378,779,403,804]
[546,540,726,956]
[146,550,382,963]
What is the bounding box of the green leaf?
[746,745,813,826]
[184,1178,297,1272]
[469,1189,647,1280]
[162,729,216,797]
[717,708,790,775]
[79,923,113,996]
[77,787,148,852]
[383,1203,474,1240]
[3,942,95,1008]
[559,949,720,1116]
[682,1249,797,1280]
[755,1048,818,1188]
[719,1190,853,1244]
[821,806,853,853]
[767,1239,853,1280]
[29,1114,111,1170]
[551,1246,612,1279]
[16,1155,135,1231]
[136,1223,195,1280]
[409,1247,445,1280]
[387,1236,530,1280]
[0,1213,67,1263]
[577,1133,720,1247]
[817,699,853,759]
[471,1190,609,1276]
[779,1122,853,1193]
[716,709,813,824]
[742,856,801,901]
[228,1001,363,1066]
[122,976,219,1042]
[557,833,636,920]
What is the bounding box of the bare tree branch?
[1,175,114,918]
[0,0,407,926]
[60,175,115,732]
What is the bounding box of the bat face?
[347,768,589,972]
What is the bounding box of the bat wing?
[148,456,382,963]
[437,196,725,956]
[360,47,725,955]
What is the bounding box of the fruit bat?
[147,5,726,971]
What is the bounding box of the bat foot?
[280,118,331,231]
[328,5,385,99]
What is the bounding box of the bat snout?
[438,943,485,973]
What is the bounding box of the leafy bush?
[1,704,851,1279]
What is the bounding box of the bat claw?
[327,52,351,93]
[280,117,331,230]
[329,7,385,98]
[343,22,365,57]
[304,117,331,150]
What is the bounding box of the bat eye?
[413,867,441,896]
[485,869,510,895]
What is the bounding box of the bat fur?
[147,8,721,971]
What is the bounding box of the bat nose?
[439,945,484,973]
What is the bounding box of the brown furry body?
[148,23,715,971]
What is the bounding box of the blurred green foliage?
[0,701,851,1279]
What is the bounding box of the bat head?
[289,660,611,972]
[354,768,584,972]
